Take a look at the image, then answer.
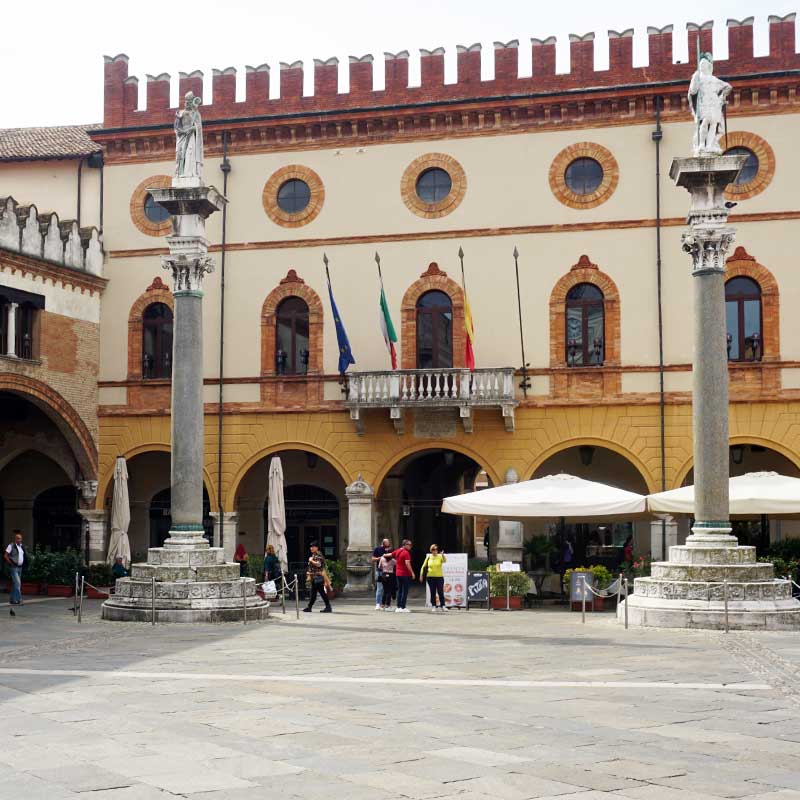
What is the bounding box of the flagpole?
[323,252,350,394]
[458,245,467,294]
[513,246,530,398]
[375,251,383,284]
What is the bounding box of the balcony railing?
[345,367,517,433]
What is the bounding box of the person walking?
[420,544,447,612]
[264,544,281,582]
[393,539,415,613]
[378,550,396,610]
[303,542,332,613]
[4,530,25,607]
[372,537,392,610]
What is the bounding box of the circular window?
[262,166,324,228]
[130,175,172,237]
[722,132,775,200]
[564,158,604,195]
[549,144,618,209]
[144,193,170,224]
[277,179,311,214]
[416,168,452,204]
[401,154,466,219]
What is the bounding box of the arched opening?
[142,302,173,379]
[234,448,347,573]
[683,444,800,556]
[33,485,82,552]
[531,445,650,571]
[566,283,604,366]
[275,296,310,375]
[149,487,213,549]
[376,448,488,571]
[725,276,762,362]
[416,290,453,369]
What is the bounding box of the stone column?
[496,468,524,563]
[670,156,746,546]
[345,475,374,591]
[210,511,238,561]
[78,509,109,564]
[5,302,17,356]
[649,516,678,561]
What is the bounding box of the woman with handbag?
[420,544,447,612]
[378,551,396,610]
[303,542,332,613]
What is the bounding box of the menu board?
[442,553,468,608]
[467,571,489,605]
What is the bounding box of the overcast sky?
[2,1,796,127]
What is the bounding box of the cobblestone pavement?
[2,595,800,799]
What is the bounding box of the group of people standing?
[372,538,449,613]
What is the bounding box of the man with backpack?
[4,530,25,606]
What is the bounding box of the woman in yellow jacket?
[420,544,447,612]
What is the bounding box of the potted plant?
[46,550,81,596]
[523,535,556,572]
[324,559,346,598]
[487,565,531,609]
[563,565,613,611]
[84,563,114,598]
[18,545,49,595]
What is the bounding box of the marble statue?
[174,91,203,182]
[688,53,732,157]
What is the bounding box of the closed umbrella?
[107,456,132,568]
[267,457,288,573]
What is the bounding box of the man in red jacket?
[393,539,415,613]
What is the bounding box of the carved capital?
[682,227,736,275]
[162,254,215,293]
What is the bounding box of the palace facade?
[2,14,800,579]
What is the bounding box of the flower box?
[571,596,605,612]
[22,582,41,595]
[47,584,73,597]
[490,595,522,610]
[85,586,111,599]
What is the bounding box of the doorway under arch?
[33,485,82,553]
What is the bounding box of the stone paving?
[2,593,800,799]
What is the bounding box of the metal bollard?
[242,580,247,625]
[723,579,729,634]
[506,573,510,611]
[294,579,300,620]
[624,576,629,630]
[281,579,286,615]
[78,576,85,623]
[617,572,622,610]
[73,572,79,616]
[581,575,586,624]
[151,576,156,626]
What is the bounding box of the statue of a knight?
[688,52,732,157]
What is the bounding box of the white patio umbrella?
[647,471,800,516]
[107,456,132,568]
[266,457,288,573]
[442,473,647,519]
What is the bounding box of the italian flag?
[465,291,476,370]
[379,285,398,369]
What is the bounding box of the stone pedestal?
[649,517,678,561]
[103,183,268,623]
[621,154,800,630]
[78,509,108,564]
[210,511,238,560]
[345,476,374,591]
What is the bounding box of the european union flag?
[326,263,356,375]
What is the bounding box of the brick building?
[2,14,800,581]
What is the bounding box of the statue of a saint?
[174,91,203,183]
[688,53,732,157]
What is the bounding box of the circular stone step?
[651,563,775,582]
[633,577,792,602]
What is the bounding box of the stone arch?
[725,246,779,361]
[524,436,656,494]
[0,373,96,479]
[400,262,466,369]
[127,277,174,379]
[372,441,501,496]
[96,443,219,513]
[260,269,323,376]
[549,255,621,368]
[226,442,352,510]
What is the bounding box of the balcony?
[345,367,518,434]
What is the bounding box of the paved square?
[2,595,800,799]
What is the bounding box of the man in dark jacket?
[303,542,332,613]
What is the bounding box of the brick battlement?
[103,14,798,129]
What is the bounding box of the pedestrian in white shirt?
[4,530,25,606]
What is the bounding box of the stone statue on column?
[174,91,203,185]
[688,53,732,156]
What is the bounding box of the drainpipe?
[652,97,667,557]
[216,132,231,543]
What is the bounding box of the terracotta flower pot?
[21,582,40,595]
[47,585,73,597]
[490,595,522,610]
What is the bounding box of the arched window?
[276,296,310,375]
[142,303,173,379]
[726,276,762,362]
[566,283,604,366]
[416,290,453,369]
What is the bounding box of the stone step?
[147,547,225,566]
[668,545,757,565]
[131,563,241,582]
[633,576,792,602]
[113,576,258,601]
[651,563,775,582]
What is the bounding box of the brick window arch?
[261,270,323,376]
[128,277,173,379]
[401,263,465,369]
[725,247,779,361]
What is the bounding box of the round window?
[725,146,759,185]
[415,168,452,204]
[564,158,604,195]
[277,179,311,214]
[144,193,170,224]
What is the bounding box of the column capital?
[682,226,736,275]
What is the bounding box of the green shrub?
[86,563,114,587]
[50,549,83,585]
[767,540,800,562]
[23,546,52,583]
[524,535,556,569]
[487,565,531,597]
[759,556,799,579]
[325,559,346,590]
[563,565,613,591]
[468,557,490,571]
